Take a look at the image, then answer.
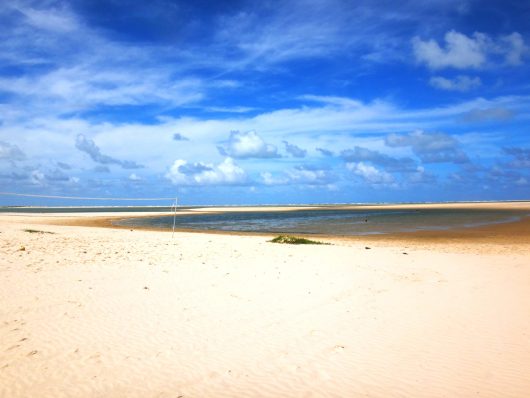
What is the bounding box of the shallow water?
[0,206,176,213]
[116,208,529,236]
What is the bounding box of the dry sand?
[1,203,530,397]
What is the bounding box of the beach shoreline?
[8,201,529,250]
[1,203,530,397]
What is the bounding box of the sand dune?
[1,211,529,397]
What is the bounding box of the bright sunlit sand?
[1,202,530,398]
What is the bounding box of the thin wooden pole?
[172,196,177,239]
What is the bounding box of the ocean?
[114,207,529,236]
[2,205,527,236]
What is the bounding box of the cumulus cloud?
[461,107,515,122]
[173,133,189,141]
[413,30,527,70]
[75,134,143,169]
[347,162,395,185]
[413,31,488,69]
[283,141,307,158]
[128,173,141,181]
[340,146,417,172]
[429,75,481,91]
[0,141,26,161]
[166,157,247,186]
[385,130,469,164]
[217,131,280,159]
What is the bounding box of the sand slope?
[1,215,529,397]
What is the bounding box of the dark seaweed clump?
[270,235,328,245]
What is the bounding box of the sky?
[0,0,529,206]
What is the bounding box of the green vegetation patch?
[270,235,328,245]
[23,229,55,234]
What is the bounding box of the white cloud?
[429,75,481,91]
[407,166,436,184]
[413,30,527,70]
[15,4,79,33]
[413,31,487,70]
[2,93,529,195]
[0,141,26,161]
[499,32,527,66]
[218,130,280,159]
[0,68,205,115]
[260,172,288,186]
[286,166,333,185]
[166,158,247,186]
[128,173,141,181]
[385,130,469,164]
[347,162,395,184]
[260,166,334,186]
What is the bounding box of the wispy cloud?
[316,148,333,157]
[429,75,481,91]
[283,141,306,158]
[75,134,143,169]
[461,107,515,122]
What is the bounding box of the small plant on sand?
[23,229,55,234]
[270,235,328,245]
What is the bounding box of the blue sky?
[1,0,529,206]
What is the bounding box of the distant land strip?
[0,192,176,201]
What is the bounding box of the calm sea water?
[115,208,529,236]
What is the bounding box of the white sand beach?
[1,203,530,397]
